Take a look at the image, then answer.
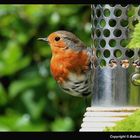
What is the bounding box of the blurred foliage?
[105,109,140,131]
[128,20,140,49]
[0,4,91,131]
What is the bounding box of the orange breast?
[50,48,89,84]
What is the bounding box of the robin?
[38,30,96,97]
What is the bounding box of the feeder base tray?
[80,106,140,132]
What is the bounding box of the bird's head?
[38,30,86,52]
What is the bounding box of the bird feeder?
[80,4,140,132]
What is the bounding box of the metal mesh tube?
[91,4,140,106]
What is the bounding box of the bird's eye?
[55,36,60,41]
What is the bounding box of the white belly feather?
[59,72,92,97]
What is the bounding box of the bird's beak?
[37,37,49,43]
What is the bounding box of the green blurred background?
[0,4,91,131]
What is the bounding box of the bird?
[38,30,96,97]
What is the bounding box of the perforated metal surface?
[92,4,140,68]
[91,4,140,106]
